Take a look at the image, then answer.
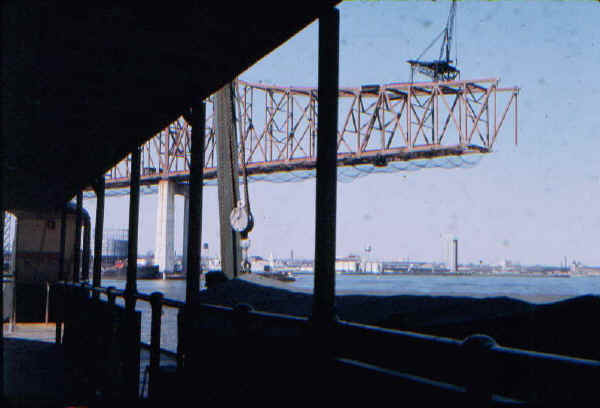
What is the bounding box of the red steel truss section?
[103,78,518,189]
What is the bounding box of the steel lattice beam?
[100,78,518,190]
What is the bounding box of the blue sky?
[82,1,600,266]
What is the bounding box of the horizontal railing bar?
[57,282,187,310]
[135,292,152,302]
[140,342,177,360]
[335,358,524,406]
[161,298,185,309]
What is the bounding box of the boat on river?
[102,260,160,280]
[251,253,296,282]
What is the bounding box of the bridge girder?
[100,78,519,190]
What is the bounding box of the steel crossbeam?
[102,78,518,189]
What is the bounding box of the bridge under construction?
[102,78,518,189]
[89,77,518,275]
[10,2,594,406]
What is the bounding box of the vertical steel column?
[186,101,205,305]
[92,176,105,296]
[182,192,189,279]
[514,92,518,146]
[149,291,163,399]
[312,6,339,327]
[82,219,91,281]
[58,207,66,281]
[73,191,83,282]
[56,206,67,343]
[126,147,141,311]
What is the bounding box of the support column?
[182,191,189,279]
[215,83,241,280]
[92,176,105,294]
[56,206,66,343]
[58,207,66,281]
[186,101,205,304]
[312,7,340,326]
[126,147,141,311]
[82,218,91,281]
[73,191,83,282]
[155,179,176,276]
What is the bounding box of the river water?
[101,274,600,353]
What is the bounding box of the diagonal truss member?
[102,78,518,189]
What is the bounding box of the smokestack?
[451,238,458,272]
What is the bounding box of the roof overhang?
[2,2,341,211]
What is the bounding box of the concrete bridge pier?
[155,180,188,277]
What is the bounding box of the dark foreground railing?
[53,281,599,406]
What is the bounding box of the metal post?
[55,283,63,344]
[182,192,189,279]
[58,207,66,281]
[55,206,67,343]
[126,147,141,311]
[312,6,339,327]
[92,176,105,297]
[82,218,91,282]
[176,309,185,371]
[45,282,50,324]
[107,286,117,305]
[186,101,205,305]
[73,191,83,283]
[149,291,163,399]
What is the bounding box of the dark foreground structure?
[2,2,598,407]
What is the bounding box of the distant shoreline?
[295,271,593,278]
[238,274,584,305]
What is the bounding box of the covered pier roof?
[2,2,340,211]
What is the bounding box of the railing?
[53,281,599,405]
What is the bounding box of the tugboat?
[254,253,296,282]
[257,265,296,282]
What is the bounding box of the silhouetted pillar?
[73,191,83,282]
[312,6,339,327]
[182,192,189,278]
[92,176,105,295]
[58,207,66,281]
[215,83,241,280]
[82,218,91,281]
[126,147,141,311]
[186,101,205,304]
[56,206,66,343]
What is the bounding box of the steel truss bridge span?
[102,78,519,190]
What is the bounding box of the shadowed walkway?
[3,323,175,406]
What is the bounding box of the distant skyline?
[80,1,600,266]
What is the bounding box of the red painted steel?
[101,78,518,189]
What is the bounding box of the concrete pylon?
[155,179,176,275]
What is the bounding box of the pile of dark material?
[198,273,600,361]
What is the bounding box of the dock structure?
[1,2,597,407]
